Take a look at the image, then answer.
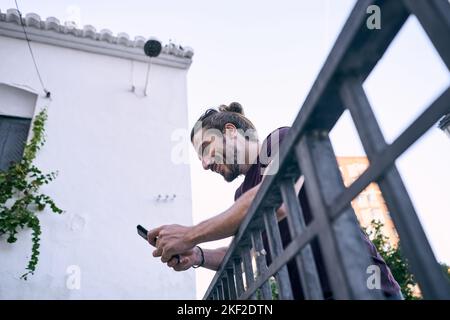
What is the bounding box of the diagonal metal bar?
[330,86,450,220]
[339,77,450,299]
[402,0,450,71]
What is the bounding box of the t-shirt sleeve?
[259,126,290,168]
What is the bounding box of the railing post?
[296,131,383,299]
[279,179,324,299]
[217,283,224,300]
[213,288,219,300]
[226,268,237,300]
[263,209,294,299]
[241,246,257,300]
[221,277,230,300]
[251,230,273,299]
[233,257,245,298]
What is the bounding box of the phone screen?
[137,225,148,240]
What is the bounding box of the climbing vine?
[0,108,63,280]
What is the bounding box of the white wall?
[0,35,195,299]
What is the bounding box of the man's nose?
[202,157,213,170]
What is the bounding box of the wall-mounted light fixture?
[143,38,162,96]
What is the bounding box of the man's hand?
[147,224,196,263]
[166,247,202,271]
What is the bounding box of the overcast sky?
[1,0,449,299]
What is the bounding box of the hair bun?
[218,102,244,115]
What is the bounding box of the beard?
[223,163,241,182]
[221,142,241,182]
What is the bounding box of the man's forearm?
[187,184,261,246]
[186,175,304,247]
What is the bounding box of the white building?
[0,8,195,299]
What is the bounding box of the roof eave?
[0,9,194,70]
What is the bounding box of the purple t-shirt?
[234,127,401,298]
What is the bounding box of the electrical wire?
[14,0,50,97]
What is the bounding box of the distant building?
[337,156,399,247]
[0,8,195,299]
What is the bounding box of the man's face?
[192,126,242,182]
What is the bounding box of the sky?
[1,0,449,299]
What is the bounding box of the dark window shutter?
[0,116,31,171]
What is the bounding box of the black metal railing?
[203,0,450,300]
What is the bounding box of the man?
[148,102,402,299]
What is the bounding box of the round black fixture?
[144,39,162,57]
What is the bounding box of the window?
[357,194,368,207]
[367,192,377,205]
[348,163,367,179]
[358,209,371,226]
[371,209,385,223]
[0,115,31,171]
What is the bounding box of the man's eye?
[202,144,211,156]
[199,141,212,156]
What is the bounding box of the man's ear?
[224,123,237,138]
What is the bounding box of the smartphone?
[136,224,181,263]
[137,224,148,240]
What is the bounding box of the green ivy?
[364,220,419,299]
[0,108,63,280]
[255,276,279,300]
